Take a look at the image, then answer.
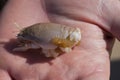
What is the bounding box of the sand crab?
[13,23,81,57]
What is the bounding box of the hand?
[0,0,119,80]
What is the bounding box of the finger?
[45,0,120,40]
[109,0,120,40]
[0,69,12,80]
[2,0,49,24]
[98,0,120,40]
[0,0,49,38]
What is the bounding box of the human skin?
[0,0,120,80]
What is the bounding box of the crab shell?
[13,23,81,57]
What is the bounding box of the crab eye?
[17,32,25,38]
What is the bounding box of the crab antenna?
[14,22,22,30]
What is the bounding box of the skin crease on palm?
[0,0,120,80]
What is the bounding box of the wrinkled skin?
[0,0,120,80]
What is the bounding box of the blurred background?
[0,0,120,80]
[111,40,120,80]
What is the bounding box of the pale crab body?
[13,23,81,57]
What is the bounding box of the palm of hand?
[0,0,115,80]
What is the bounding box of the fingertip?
[0,69,12,80]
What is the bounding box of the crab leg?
[13,46,30,51]
[42,49,59,58]
[13,43,40,51]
